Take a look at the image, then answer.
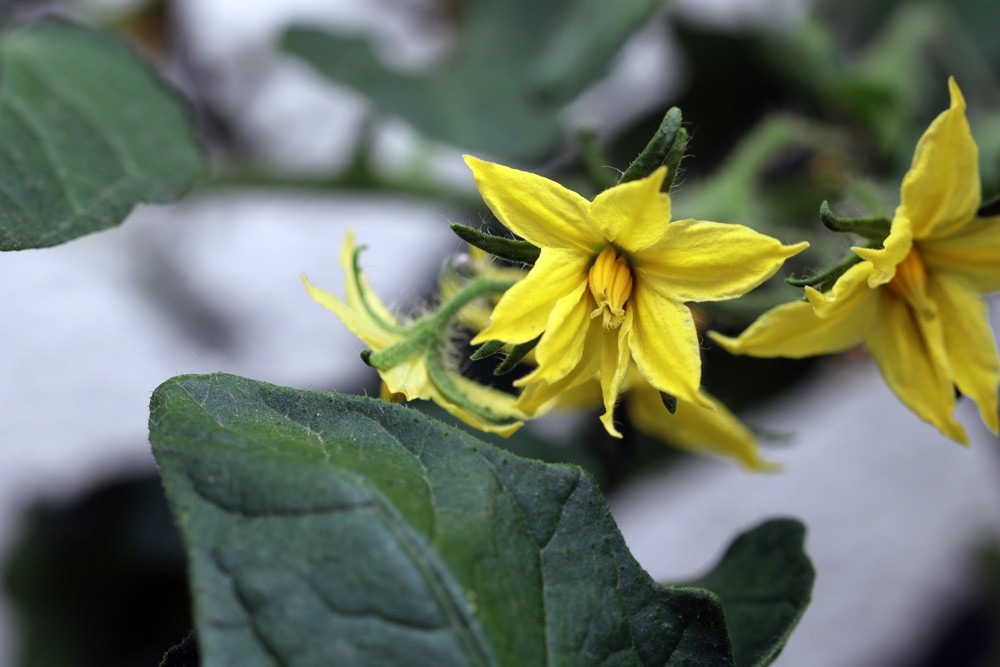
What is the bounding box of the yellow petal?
[628,284,710,408]
[471,248,588,345]
[926,273,1000,434]
[302,274,401,350]
[919,215,1000,294]
[515,282,591,385]
[515,325,603,416]
[898,77,980,241]
[338,231,397,328]
[864,291,967,443]
[635,218,808,302]
[710,265,877,357]
[627,382,779,471]
[381,356,433,400]
[598,308,633,438]
[589,168,671,253]
[464,155,600,251]
[435,373,524,437]
[853,217,914,287]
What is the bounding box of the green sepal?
[619,106,686,191]
[471,339,506,360]
[660,392,678,415]
[494,336,541,375]
[424,351,520,429]
[786,251,861,294]
[450,223,540,265]
[819,200,891,242]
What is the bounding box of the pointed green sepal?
[450,223,540,265]
[425,351,521,429]
[660,392,678,415]
[819,201,891,242]
[786,251,861,294]
[359,349,373,366]
[471,339,506,361]
[494,336,541,376]
[619,106,686,191]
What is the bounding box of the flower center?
[886,248,927,306]
[588,246,633,330]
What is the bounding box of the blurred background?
[1,0,999,664]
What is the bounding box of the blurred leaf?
[282,0,670,162]
[686,519,814,667]
[0,21,204,250]
[151,373,813,666]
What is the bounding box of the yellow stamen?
[588,247,633,330]
[886,249,927,301]
[886,248,936,318]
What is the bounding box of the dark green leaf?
[150,373,811,666]
[281,0,670,161]
[686,519,814,667]
[470,339,506,361]
[0,21,204,250]
[450,223,540,264]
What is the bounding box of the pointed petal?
[302,275,400,350]
[515,324,602,416]
[464,155,600,251]
[627,382,778,471]
[927,273,1000,433]
[635,218,808,302]
[515,283,591,385]
[598,309,633,438]
[853,217,914,287]
[865,292,967,443]
[589,168,670,252]
[338,231,396,327]
[711,263,877,357]
[898,78,980,240]
[471,248,588,345]
[628,284,710,408]
[920,215,1000,293]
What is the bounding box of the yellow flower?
[465,155,807,437]
[710,78,1000,444]
[303,231,524,436]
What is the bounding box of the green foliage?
[0,21,204,250]
[281,0,671,162]
[150,373,813,667]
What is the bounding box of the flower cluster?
[306,78,999,468]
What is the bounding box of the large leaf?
[0,21,204,250]
[150,373,812,666]
[281,0,669,162]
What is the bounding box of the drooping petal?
[853,216,914,287]
[635,218,808,302]
[898,78,980,241]
[628,284,710,408]
[927,272,1000,434]
[864,291,967,443]
[464,155,600,251]
[919,215,1000,294]
[471,248,588,345]
[598,308,633,438]
[302,275,401,350]
[339,231,399,327]
[626,382,778,471]
[588,167,671,253]
[381,356,433,400]
[711,262,878,357]
[514,281,591,385]
[515,322,603,416]
[426,365,524,437]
